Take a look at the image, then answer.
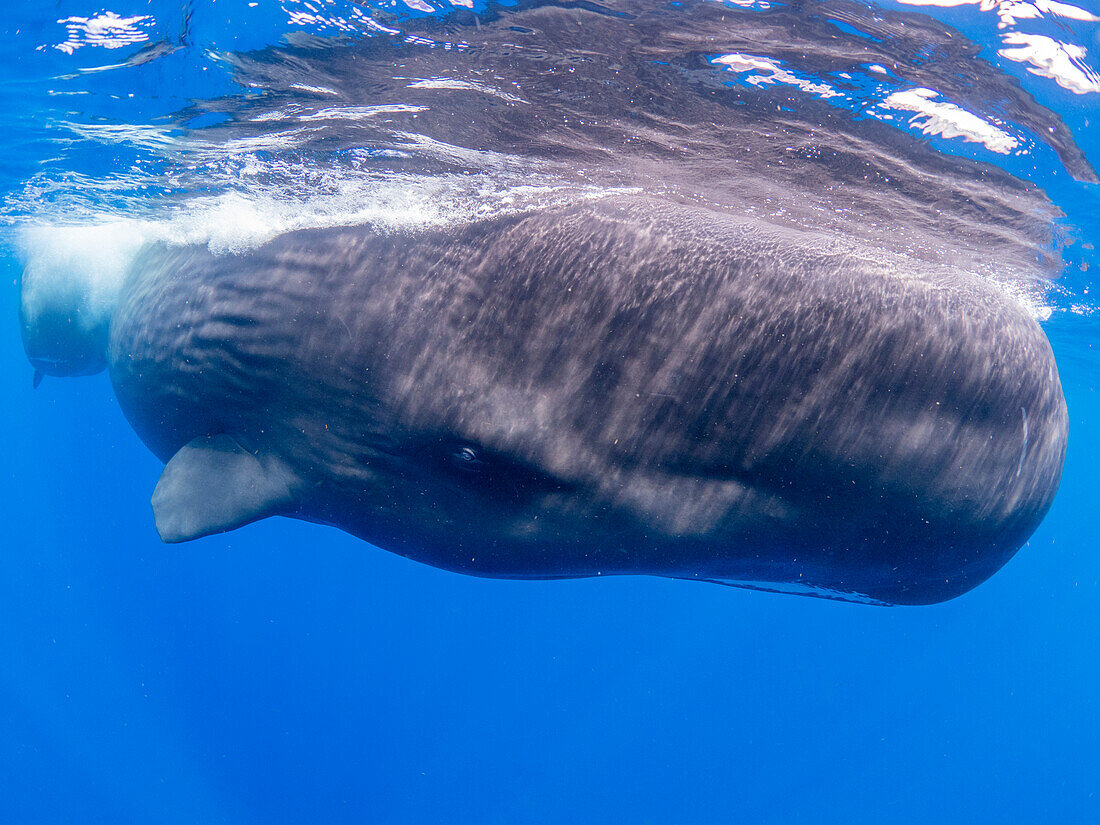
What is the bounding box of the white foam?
[16,165,629,318]
[18,222,150,341]
[880,88,1020,153]
[406,78,527,104]
[895,0,1099,26]
[998,33,1100,94]
[713,53,843,99]
[298,104,429,121]
[50,11,154,56]
[891,1,1100,95]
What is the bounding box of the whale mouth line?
[30,356,72,368]
[26,355,106,377]
[682,577,894,606]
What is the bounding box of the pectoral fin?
[152,434,299,543]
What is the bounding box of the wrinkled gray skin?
[26,196,1067,604]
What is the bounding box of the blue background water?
[2,2,1099,823]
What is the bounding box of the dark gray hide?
[103,196,1065,604]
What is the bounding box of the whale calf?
[23,196,1067,604]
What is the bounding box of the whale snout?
[17,222,146,379]
[19,276,110,377]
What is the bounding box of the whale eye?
[449,445,486,472]
[425,437,577,504]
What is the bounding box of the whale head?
[95,198,1068,605]
[19,223,145,379]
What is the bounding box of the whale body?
[24,196,1067,604]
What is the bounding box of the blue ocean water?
[1,1,1099,823]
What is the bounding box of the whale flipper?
[152,435,299,543]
